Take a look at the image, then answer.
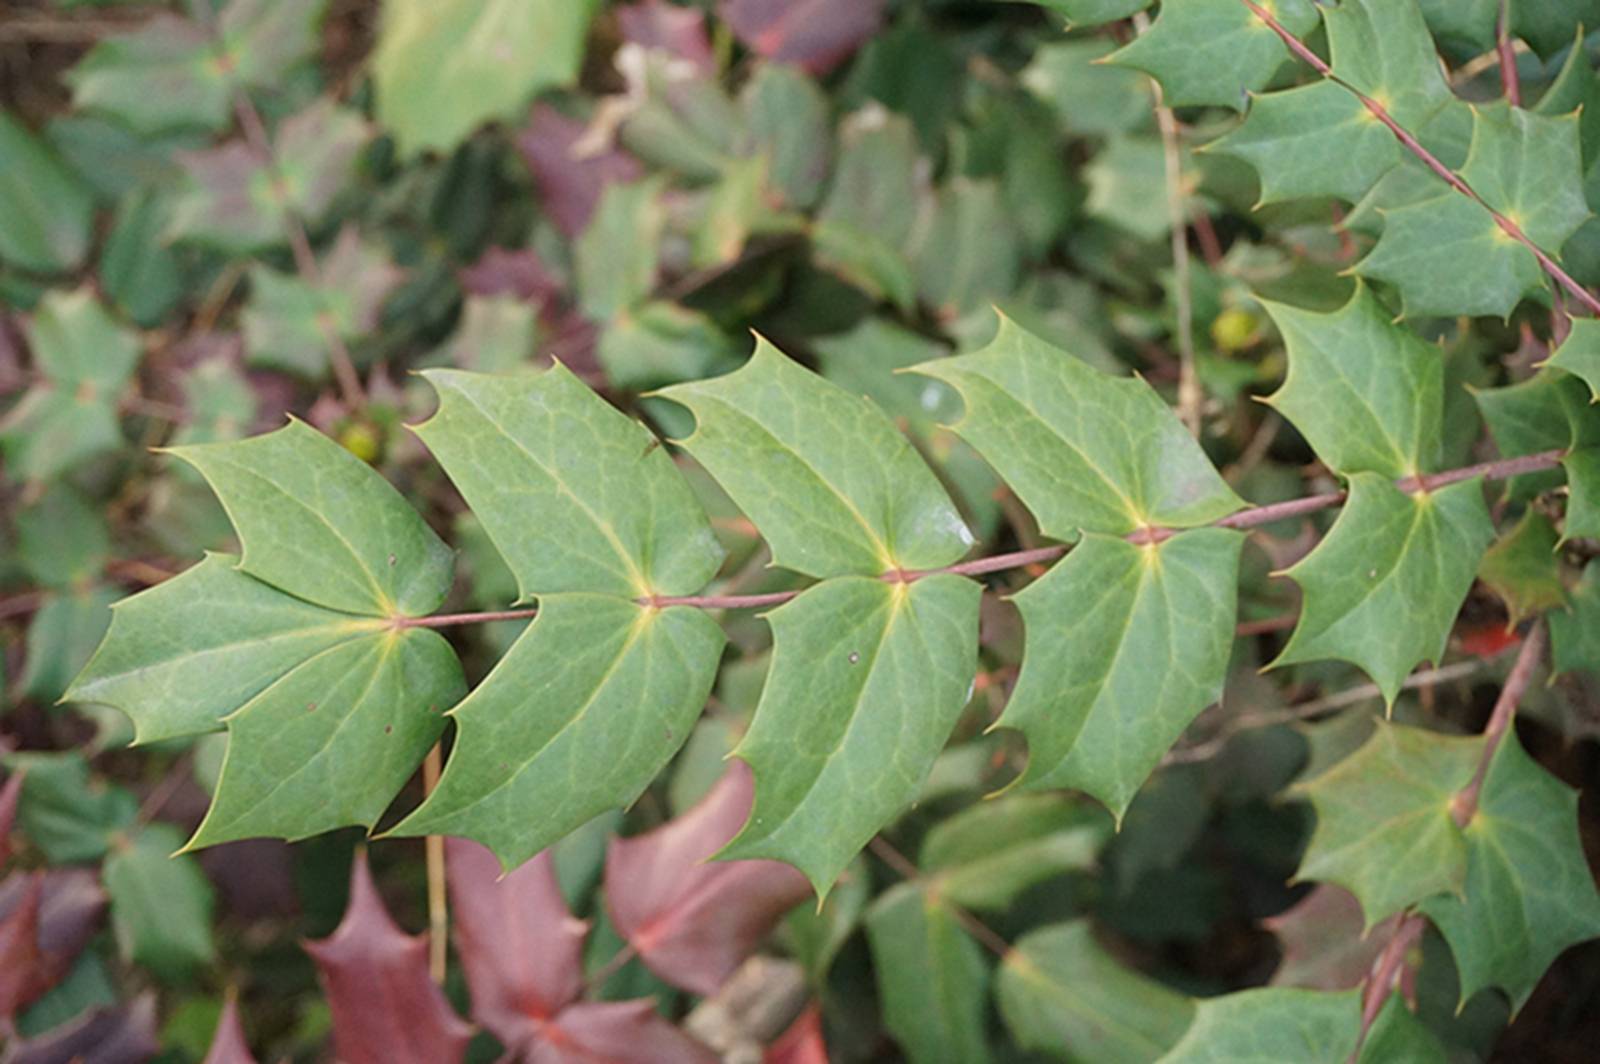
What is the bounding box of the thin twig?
[423,743,448,984]
[1451,621,1547,826]
[1496,1,1521,106]
[1356,913,1426,1053]
[867,837,1013,959]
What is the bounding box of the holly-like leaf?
[416,366,725,599]
[0,869,106,1022]
[720,575,979,895]
[1000,529,1243,819]
[1260,284,1443,479]
[102,823,216,980]
[1545,317,1600,401]
[304,851,473,1064]
[1106,0,1318,112]
[445,838,588,1045]
[171,357,259,448]
[1565,448,1600,542]
[1359,105,1592,319]
[1031,0,1152,26]
[1271,475,1493,706]
[1418,731,1600,1011]
[372,0,600,157]
[865,883,993,1064]
[1474,368,1598,501]
[1294,721,1482,926]
[1550,560,1600,679]
[719,0,887,75]
[1266,884,1401,991]
[0,112,94,274]
[392,596,722,869]
[661,338,974,577]
[167,420,453,618]
[573,178,668,322]
[911,315,1244,540]
[997,921,1195,1063]
[1478,510,1565,625]
[1155,987,1360,1064]
[516,1000,718,1063]
[202,998,259,1064]
[0,287,139,483]
[918,794,1108,911]
[606,762,810,995]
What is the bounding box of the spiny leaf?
[0,112,95,273]
[1265,884,1401,991]
[188,628,463,848]
[102,824,216,980]
[67,554,380,744]
[1155,987,1361,1064]
[202,998,258,1064]
[1031,0,1154,30]
[371,0,600,158]
[1001,529,1242,819]
[1550,560,1600,679]
[1473,368,1599,501]
[241,230,401,376]
[392,595,723,870]
[1545,317,1600,401]
[1566,448,1600,542]
[721,575,980,895]
[515,999,718,1063]
[911,315,1243,539]
[1478,510,1565,626]
[1260,283,1442,479]
[1418,730,1600,1011]
[865,883,994,1064]
[1106,0,1318,112]
[417,366,724,599]
[605,762,809,995]
[997,921,1195,1064]
[1359,105,1592,319]
[1272,475,1493,706]
[304,851,473,1064]
[661,338,973,577]
[919,793,1108,911]
[167,420,454,618]
[719,0,887,75]
[445,838,587,1045]
[0,875,43,1020]
[1293,720,1482,927]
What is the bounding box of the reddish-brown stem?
[1239,0,1600,317]
[1496,1,1521,106]
[1451,620,1548,827]
[868,836,1014,959]
[398,449,1566,628]
[1356,913,1426,1051]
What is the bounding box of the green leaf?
[0,752,136,864]
[1474,368,1598,500]
[168,420,454,618]
[170,359,258,448]
[912,315,1243,539]
[103,824,216,981]
[997,921,1195,1064]
[722,575,979,894]
[67,554,383,744]
[1359,994,1448,1064]
[101,189,183,327]
[739,63,831,210]
[0,112,95,273]
[188,627,464,848]
[21,589,118,704]
[1418,731,1600,1011]
[1023,38,1152,138]
[416,366,724,598]
[1155,987,1360,1064]
[661,339,973,577]
[432,296,539,374]
[1106,0,1318,111]
[574,178,667,321]
[865,884,993,1064]
[64,16,231,136]
[596,301,740,392]
[818,109,923,251]
[1565,448,1600,542]
[16,484,108,589]
[1550,560,1600,679]
[372,0,600,157]
[1261,283,1443,478]
[1544,317,1600,401]
[1417,0,1497,51]
[241,231,401,375]
[1031,0,1153,27]
[1272,475,1493,706]
[1478,510,1565,625]
[912,179,1022,318]
[1294,721,1482,926]
[390,596,724,869]
[1359,105,1592,319]
[919,794,1108,910]
[1086,137,1195,242]
[1001,529,1242,819]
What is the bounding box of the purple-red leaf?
[0,873,43,1020]
[765,1004,828,1064]
[304,850,473,1064]
[527,1000,718,1064]
[8,993,160,1064]
[617,1,716,75]
[0,868,104,1019]
[718,0,887,74]
[1266,884,1402,991]
[447,837,589,1047]
[0,769,22,867]
[202,997,259,1064]
[517,106,645,238]
[459,248,565,308]
[605,763,811,995]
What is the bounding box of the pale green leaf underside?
[920,794,1108,911]
[65,553,381,743]
[1294,721,1482,927]
[1419,731,1600,1011]
[169,419,455,618]
[1155,988,1360,1064]
[392,594,724,870]
[723,574,980,896]
[1274,474,1493,706]
[188,627,465,849]
[911,316,1244,539]
[1261,284,1443,479]
[1003,529,1242,819]
[1106,0,1317,111]
[660,339,973,578]
[416,366,724,599]
[866,884,994,1064]
[1545,317,1600,401]
[999,921,1195,1064]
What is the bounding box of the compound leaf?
[1293,721,1481,926]
[1106,0,1318,111]
[1272,475,1493,706]
[1001,529,1242,819]
[865,883,993,1064]
[392,595,724,870]
[416,366,724,599]
[911,316,1243,539]
[1155,987,1360,1064]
